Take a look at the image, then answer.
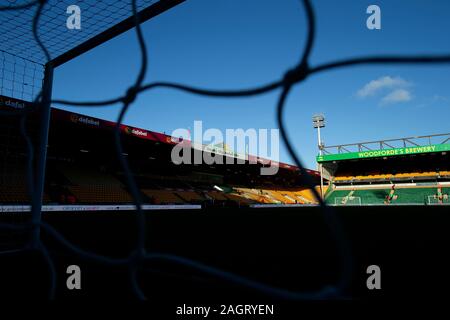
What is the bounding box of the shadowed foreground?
[0,205,448,301]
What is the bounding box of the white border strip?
[0,204,201,213]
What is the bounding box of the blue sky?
[52,0,450,169]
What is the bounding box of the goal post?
[334,196,362,205]
[428,195,450,205]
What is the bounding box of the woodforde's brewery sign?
[317,143,450,163]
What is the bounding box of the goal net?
[428,195,450,205]
[334,196,362,205]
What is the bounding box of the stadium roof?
[317,133,450,163]
[0,94,320,176]
[50,107,312,172]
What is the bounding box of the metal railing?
[322,133,450,155]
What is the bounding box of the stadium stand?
[223,193,256,205]
[0,185,30,204]
[329,151,449,184]
[207,191,228,201]
[52,163,134,204]
[65,185,130,204]
[231,187,318,204]
[319,134,450,205]
[0,162,51,204]
[175,191,206,203]
[141,189,185,204]
[0,97,321,208]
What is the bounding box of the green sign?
[316,143,450,163]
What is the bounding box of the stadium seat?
[0,170,51,204]
[223,193,256,205]
[141,189,185,204]
[176,191,206,203]
[68,185,133,203]
[207,191,228,201]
